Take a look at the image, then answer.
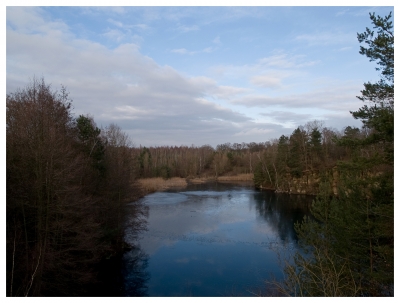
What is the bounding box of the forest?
[6,12,393,296]
[130,122,364,194]
[6,80,139,295]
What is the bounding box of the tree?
[353,12,394,161]
[308,128,323,169]
[6,78,103,296]
[76,115,106,176]
[288,128,307,177]
[138,147,152,178]
[6,78,138,296]
[276,12,394,296]
[100,124,134,249]
[336,12,394,294]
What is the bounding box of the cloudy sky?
[6,4,394,147]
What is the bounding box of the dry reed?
[137,173,254,194]
[216,173,253,181]
[137,177,187,194]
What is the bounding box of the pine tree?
[277,12,394,297]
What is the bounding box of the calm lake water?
[122,182,313,297]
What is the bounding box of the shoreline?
[136,174,254,195]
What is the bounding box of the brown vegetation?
[136,173,254,195]
[6,79,137,296]
[217,173,253,181]
[137,177,188,194]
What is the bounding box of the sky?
[5,3,395,147]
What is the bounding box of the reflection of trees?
[253,191,313,242]
[122,246,150,296]
[122,201,150,296]
[125,202,149,238]
[86,202,150,297]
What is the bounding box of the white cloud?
[234,128,274,136]
[338,46,353,51]
[103,28,125,42]
[109,7,126,15]
[7,7,270,146]
[171,48,192,55]
[134,23,149,30]
[261,111,313,123]
[335,9,350,16]
[250,74,282,88]
[213,36,221,44]
[107,18,124,28]
[176,24,199,33]
[209,52,317,87]
[295,31,354,46]
[258,54,296,69]
[6,7,366,147]
[211,86,249,99]
[6,6,70,38]
[170,46,218,55]
[230,83,362,111]
[258,53,319,69]
[203,47,213,53]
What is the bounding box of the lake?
[122,182,313,297]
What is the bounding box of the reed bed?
[137,177,187,194]
[137,173,254,194]
[216,173,253,181]
[189,177,212,184]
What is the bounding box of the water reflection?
[122,246,150,296]
[122,182,313,296]
[122,200,150,296]
[253,191,313,242]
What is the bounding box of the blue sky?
[6,4,394,147]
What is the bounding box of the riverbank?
[136,173,254,195]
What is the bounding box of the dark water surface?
[123,182,313,297]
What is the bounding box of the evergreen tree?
[76,115,106,176]
[309,128,323,168]
[288,128,307,177]
[353,12,394,161]
[277,12,394,297]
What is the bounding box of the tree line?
[6,79,136,296]
[129,124,361,184]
